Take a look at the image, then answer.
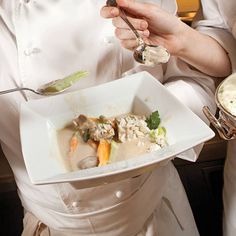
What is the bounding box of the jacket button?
[71,201,80,208]
[24,47,41,56]
[115,190,124,199]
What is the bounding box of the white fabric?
[192,0,236,72]
[0,0,217,235]
[193,1,236,236]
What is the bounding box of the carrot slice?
[97,139,111,166]
[68,131,79,157]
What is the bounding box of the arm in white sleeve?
[192,0,236,73]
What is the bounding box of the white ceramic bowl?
[20,71,214,187]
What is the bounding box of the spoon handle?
[119,8,144,44]
[0,87,40,95]
[106,1,144,44]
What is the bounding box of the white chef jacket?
[0,0,217,235]
[193,1,236,236]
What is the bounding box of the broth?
[57,129,152,171]
[57,112,167,171]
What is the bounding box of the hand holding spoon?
[106,0,170,66]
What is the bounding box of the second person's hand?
[100,0,189,56]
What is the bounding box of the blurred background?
[177,0,199,25]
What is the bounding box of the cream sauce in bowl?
[57,112,167,172]
[217,73,236,117]
[57,127,156,172]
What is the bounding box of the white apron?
[0,0,217,235]
[193,1,236,235]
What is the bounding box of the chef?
[192,1,236,235]
[0,0,218,235]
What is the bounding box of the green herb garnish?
[82,129,90,142]
[158,126,166,136]
[146,110,161,130]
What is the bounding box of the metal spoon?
[0,70,88,96]
[106,0,170,66]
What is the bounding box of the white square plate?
[20,71,215,187]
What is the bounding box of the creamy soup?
[143,45,170,66]
[57,129,159,172]
[57,112,167,171]
[218,74,236,116]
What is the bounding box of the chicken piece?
[73,114,115,142]
[116,114,150,143]
[90,121,115,142]
[73,114,96,129]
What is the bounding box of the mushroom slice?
[77,156,98,170]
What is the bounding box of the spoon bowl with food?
[106,0,170,66]
[0,70,88,96]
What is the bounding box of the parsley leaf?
[146,110,161,130]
